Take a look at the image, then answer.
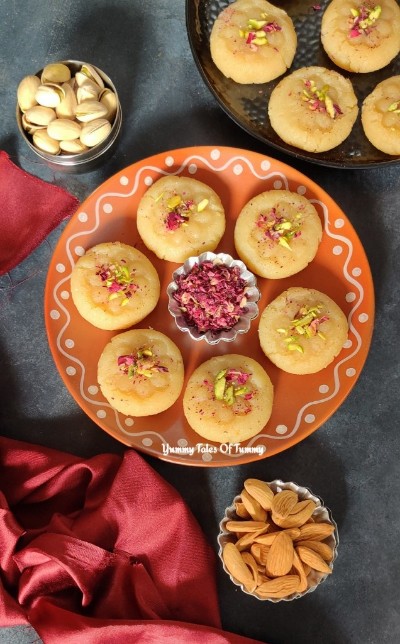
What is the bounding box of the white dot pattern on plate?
[202,452,213,462]
[120,176,129,186]
[65,339,74,349]
[61,290,69,300]
[261,159,271,170]
[319,384,329,394]
[346,368,356,377]
[276,425,288,435]
[297,185,306,195]
[273,180,282,189]
[335,219,345,228]
[78,212,88,222]
[333,246,343,255]
[165,156,174,167]
[346,292,356,302]
[343,339,352,348]
[75,246,85,256]
[305,414,315,424]
[97,410,107,419]
[144,176,153,186]
[352,267,362,277]
[66,366,76,376]
[103,203,113,214]
[188,163,197,174]
[233,164,243,175]
[211,149,220,160]
[50,310,60,320]
[56,263,65,273]
[88,385,98,395]
[177,438,188,447]
[359,313,369,323]
[124,418,134,427]
[142,437,153,447]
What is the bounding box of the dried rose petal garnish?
[239,14,281,48]
[256,208,301,250]
[96,261,138,306]
[277,304,329,353]
[173,259,248,333]
[160,192,209,231]
[117,348,168,379]
[213,368,254,406]
[349,4,381,37]
[302,80,342,119]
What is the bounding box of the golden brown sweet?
[258,287,348,374]
[70,241,160,330]
[234,189,323,279]
[210,0,297,84]
[321,0,400,73]
[268,66,358,153]
[136,175,226,263]
[97,329,184,416]
[183,354,274,443]
[361,76,400,155]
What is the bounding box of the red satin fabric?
[0,150,79,275]
[0,437,263,643]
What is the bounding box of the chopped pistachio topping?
[239,13,281,48]
[213,368,252,406]
[96,261,138,306]
[278,305,329,353]
[302,79,342,119]
[256,208,301,250]
[388,101,400,114]
[117,348,168,379]
[349,4,381,37]
[162,192,209,230]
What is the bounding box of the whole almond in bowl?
[218,479,338,602]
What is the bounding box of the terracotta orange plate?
[45,146,374,466]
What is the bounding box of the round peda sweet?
[321,0,400,73]
[183,354,274,443]
[209,0,297,84]
[361,76,400,155]
[97,329,184,417]
[234,189,323,279]
[268,66,358,153]
[136,175,226,263]
[258,287,349,375]
[70,241,160,331]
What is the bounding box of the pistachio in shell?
[33,129,61,155]
[47,118,82,141]
[80,63,104,89]
[21,113,46,135]
[35,83,65,108]
[41,62,71,84]
[56,83,77,119]
[24,105,57,126]
[75,100,108,123]
[80,118,111,147]
[100,88,118,122]
[76,81,100,103]
[17,75,41,112]
[60,139,89,154]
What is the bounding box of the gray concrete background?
[1,1,399,643]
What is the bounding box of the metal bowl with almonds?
[218,479,339,602]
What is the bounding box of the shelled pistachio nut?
[33,130,61,155]
[75,100,108,123]
[41,63,71,84]
[35,83,65,108]
[47,118,82,141]
[25,105,56,126]
[80,118,112,147]
[17,75,41,112]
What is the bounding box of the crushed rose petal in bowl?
[167,252,260,344]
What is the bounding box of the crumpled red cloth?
[0,437,263,644]
[0,150,79,276]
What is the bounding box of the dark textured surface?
[0,1,400,643]
[187,0,400,167]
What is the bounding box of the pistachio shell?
[56,83,77,119]
[33,129,61,155]
[25,105,57,126]
[41,63,71,84]
[76,82,100,104]
[75,100,108,123]
[47,118,82,141]
[100,88,118,122]
[60,139,88,154]
[80,118,111,147]
[17,75,41,112]
[80,63,104,89]
[35,83,65,108]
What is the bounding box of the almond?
[222,542,255,586]
[235,526,269,551]
[289,499,317,516]
[241,488,268,522]
[271,490,298,520]
[235,500,251,519]
[254,527,300,545]
[292,550,308,593]
[244,478,274,510]
[241,552,259,592]
[273,501,317,528]
[296,546,332,575]
[296,540,334,561]
[255,575,300,599]
[295,522,335,542]
[266,531,294,577]
[225,520,268,533]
